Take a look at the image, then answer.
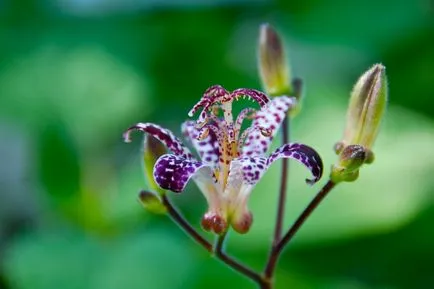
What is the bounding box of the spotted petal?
[123,123,193,159]
[242,96,296,157]
[226,142,323,201]
[182,121,220,166]
[153,154,214,193]
[224,142,322,232]
[267,143,323,185]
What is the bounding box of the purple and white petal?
[267,143,323,185]
[181,121,220,166]
[223,157,268,233]
[123,123,193,159]
[224,157,268,207]
[242,96,296,157]
[153,154,213,193]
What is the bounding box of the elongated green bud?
[331,64,388,183]
[343,63,388,148]
[258,23,292,97]
[143,135,166,195]
[138,190,167,214]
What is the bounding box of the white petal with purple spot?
[182,121,220,167]
[124,123,193,159]
[267,143,323,185]
[242,96,296,157]
[153,154,213,193]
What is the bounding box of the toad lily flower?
[124,85,323,234]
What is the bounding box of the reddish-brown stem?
[273,117,289,243]
[162,195,213,252]
[264,180,337,279]
[162,195,269,288]
[215,233,269,288]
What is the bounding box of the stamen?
[260,127,272,137]
[235,108,256,137]
[197,127,210,140]
[202,123,222,143]
[237,125,271,153]
[237,127,256,153]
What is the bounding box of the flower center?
[189,86,270,193]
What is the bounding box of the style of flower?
[123,85,323,234]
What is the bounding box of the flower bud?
[143,135,167,195]
[343,63,388,148]
[138,190,167,214]
[258,23,292,97]
[331,64,387,183]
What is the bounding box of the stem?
[162,195,270,287]
[264,180,337,279]
[162,195,213,252]
[273,117,290,243]
[216,232,269,288]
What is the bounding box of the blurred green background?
[1,0,434,288]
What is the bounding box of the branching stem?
[216,232,269,288]
[162,195,213,252]
[264,180,337,279]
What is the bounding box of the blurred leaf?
[4,229,197,289]
[90,230,196,289]
[37,123,80,213]
[0,46,150,147]
[4,231,101,289]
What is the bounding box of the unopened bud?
[332,64,388,183]
[288,77,303,117]
[143,135,167,195]
[138,190,167,214]
[258,23,291,97]
[343,63,388,148]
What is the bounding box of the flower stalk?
[215,233,267,287]
[264,180,337,279]
[258,23,296,245]
[124,24,388,289]
[161,194,213,252]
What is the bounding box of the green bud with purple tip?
[258,23,291,96]
[258,23,303,116]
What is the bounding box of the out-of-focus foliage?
[0,0,433,288]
